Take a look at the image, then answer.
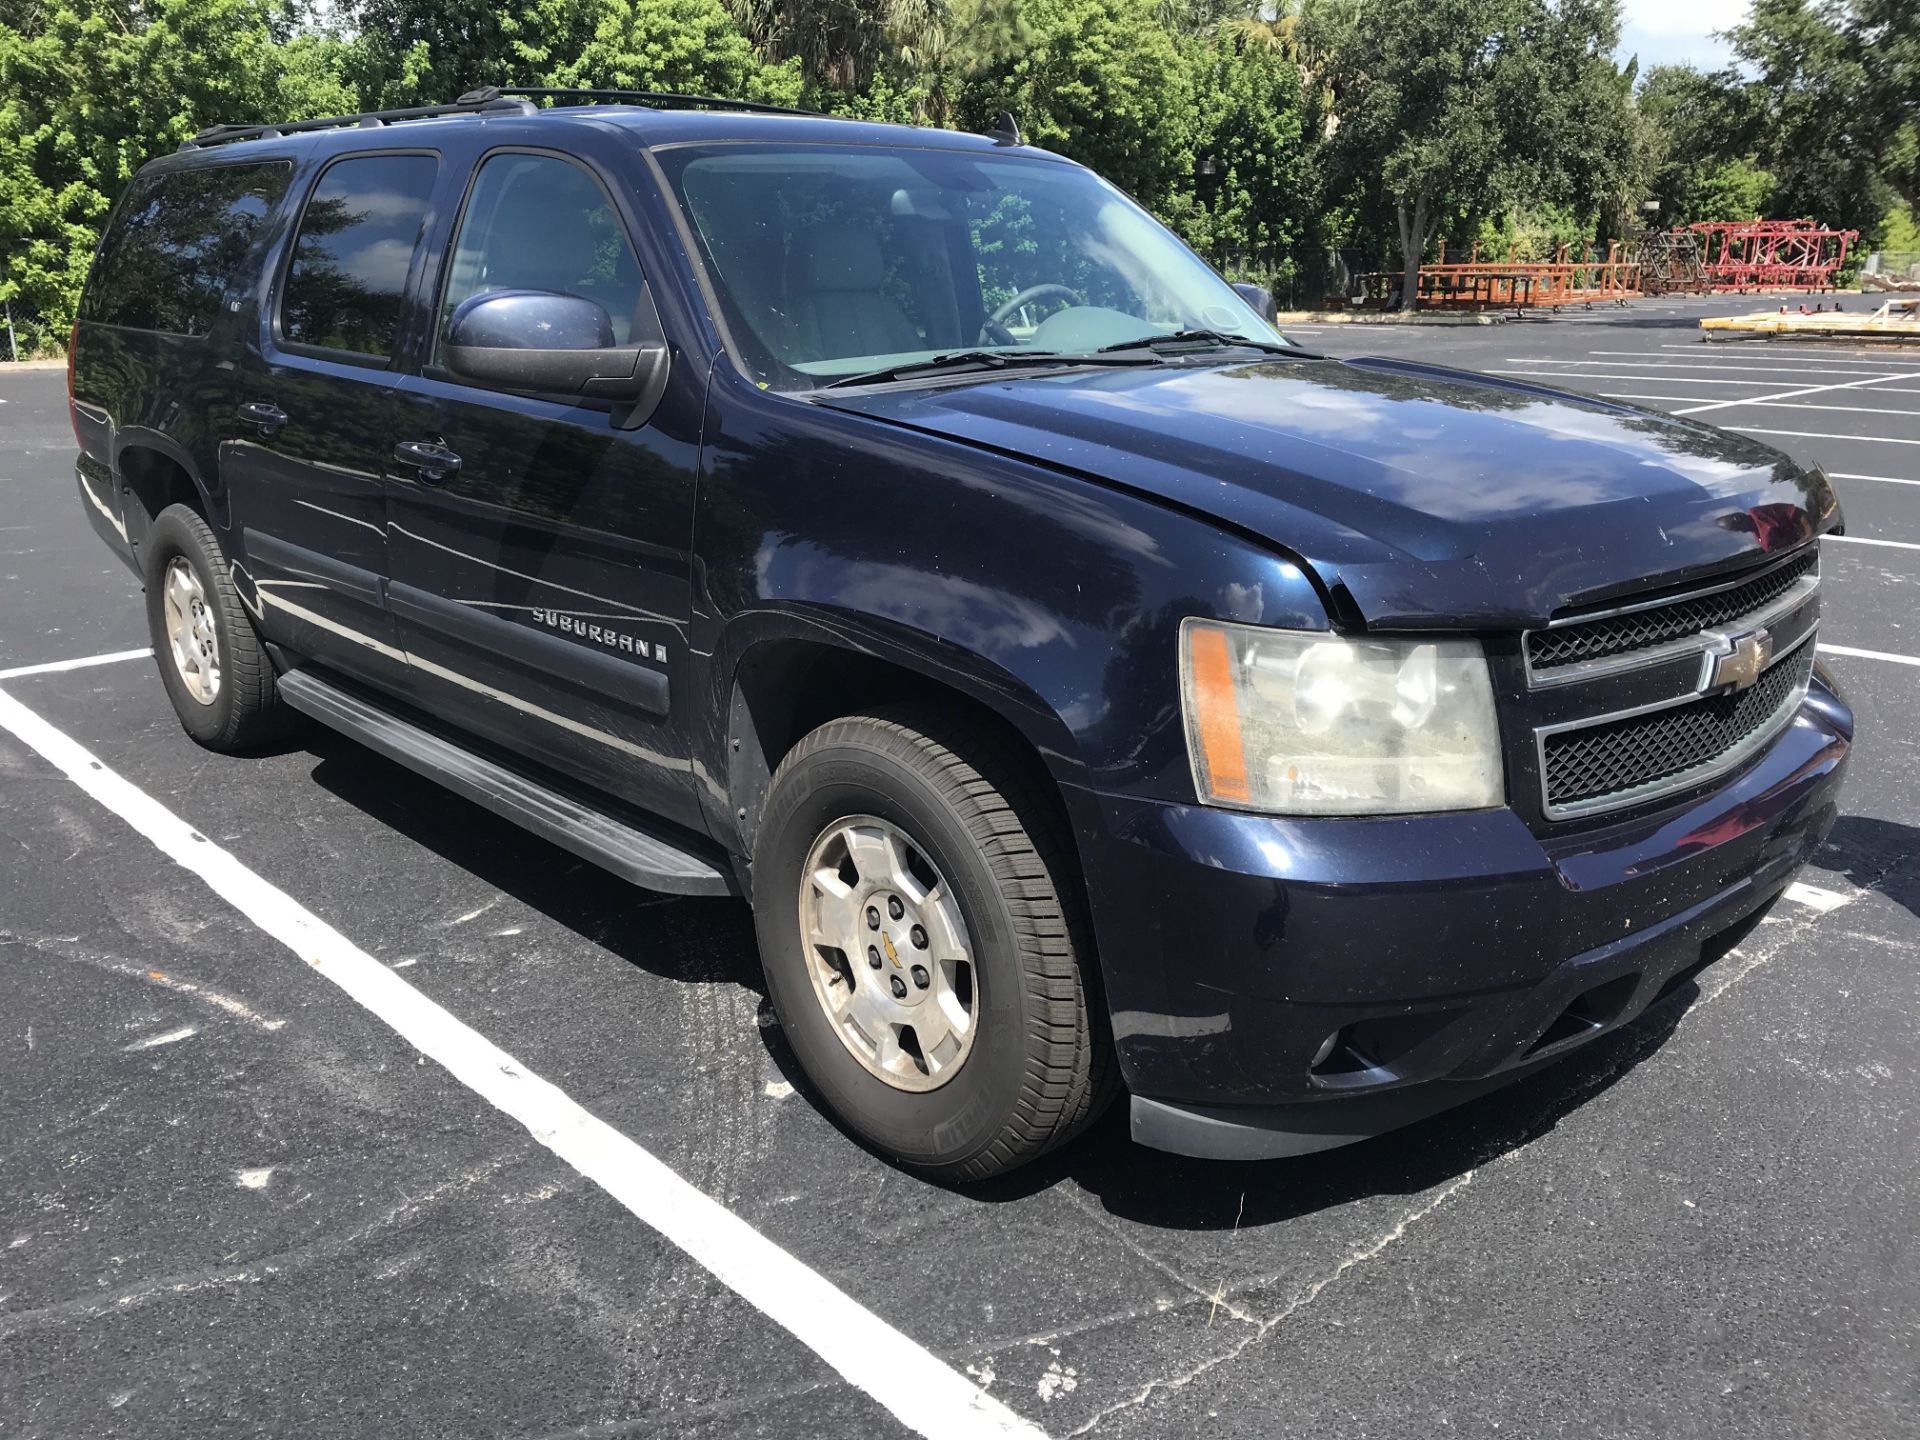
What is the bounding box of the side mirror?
[1232,282,1278,325]
[443,290,664,407]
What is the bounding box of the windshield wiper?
[1094,328,1299,357]
[821,348,1160,390]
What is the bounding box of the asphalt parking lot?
[4,293,1917,1439]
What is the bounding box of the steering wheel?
[978,284,1085,346]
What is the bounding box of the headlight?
[1179,619,1504,815]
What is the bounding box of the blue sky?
[1617,0,1747,73]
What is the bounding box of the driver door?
[388,144,704,830]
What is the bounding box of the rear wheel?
[754,706,1115,1180]
[142,503,285,750]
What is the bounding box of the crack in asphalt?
[0,1152,526,1338]
[1054,877,1874,1433]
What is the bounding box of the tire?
[754,706,1116,1181]
[142,503,286,751]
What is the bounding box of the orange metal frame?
[1687,220,1858,292]
[1355,244,1642,311]
[1350,223,1856,311]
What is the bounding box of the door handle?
[238,401,288,434]
[393,439,462,483]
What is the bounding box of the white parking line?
[1783,882,1851,913]
[1672,371,1920,417]
[0,685,1043,1440]
[1826,534,1920,552]
[1596,393,1737,407]
[1513,355,1920,377]
[1491,369,1788,387]
[0,646,151,681]
[1597,394,1920,417]
[1732,427,1920,446]
[1820,642,1920,668]
[1655,344,1920,366]
[1831,472,1920,486]
[1741,398,1920,415]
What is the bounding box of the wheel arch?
[715,611,1084,891]
[112,433,214,567]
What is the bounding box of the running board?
[277,668,735,896]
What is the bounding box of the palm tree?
[726,0,949,93]
[1223,2,1303,61]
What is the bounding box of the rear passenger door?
[388,144,702,829]
[227,150,441,690]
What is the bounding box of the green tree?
[546,0,801,102]
[0,0,355,351]
[963,0,1193,211]
[1690,157,1778,222]
[1308,0,1633,308]
[1186,34,1309,284]
[1636,64,1763,224]
[342,0,596,106]
[1855,0,1916,212]
[1726,0,1885,233]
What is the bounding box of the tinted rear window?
[280,153,439,358]
[83,162,292,336]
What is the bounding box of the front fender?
[693,376,1331,830]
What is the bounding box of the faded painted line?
[1831,471,1920,486]
[1731,427,1920,446]
[1597,393,1920,416]
[1820,641,1920,667]
[1491,369,1782,387]
[0,932,290,1032]
[1654,343,1920,366]
[1516,354,1920,377]
[1783,882,1851,914]
[1823,535,1920,554]
[1672,370,1920,417]
[0,647,150,682]
[125,1024,197,1051]
[0,685,1043,1440]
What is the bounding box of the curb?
[1274,311,1508,327]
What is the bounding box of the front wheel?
[753,707,1115,1181]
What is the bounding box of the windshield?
[655,142,1287,390]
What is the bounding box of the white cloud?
[1617,0,1747,72]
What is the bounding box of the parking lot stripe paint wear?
[0,646,151,682]
[0,684,1048,1440]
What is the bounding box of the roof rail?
[486,85,827,120]
[180,93,537,151]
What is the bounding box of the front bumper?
[1065,677,1851,1161]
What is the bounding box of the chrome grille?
[1540,641,1815,815]
[1527,549,1819,676]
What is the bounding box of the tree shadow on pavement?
[1819,814,1920,923]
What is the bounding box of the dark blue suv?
[69,88,1851,1178]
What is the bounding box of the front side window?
[280,153,439,358]
[656,143,1282,389]
[438,151,647,353]
[84,162,292,336]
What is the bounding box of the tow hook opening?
[1526,973,1640,1056]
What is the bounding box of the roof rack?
[181,93,537,151]
[483,85,827,119]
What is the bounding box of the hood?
[816,354,1840,628]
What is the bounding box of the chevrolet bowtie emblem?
[1704,625,1773,693]
[882,932,900,967]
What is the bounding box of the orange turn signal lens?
[1183,622,1250,803]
